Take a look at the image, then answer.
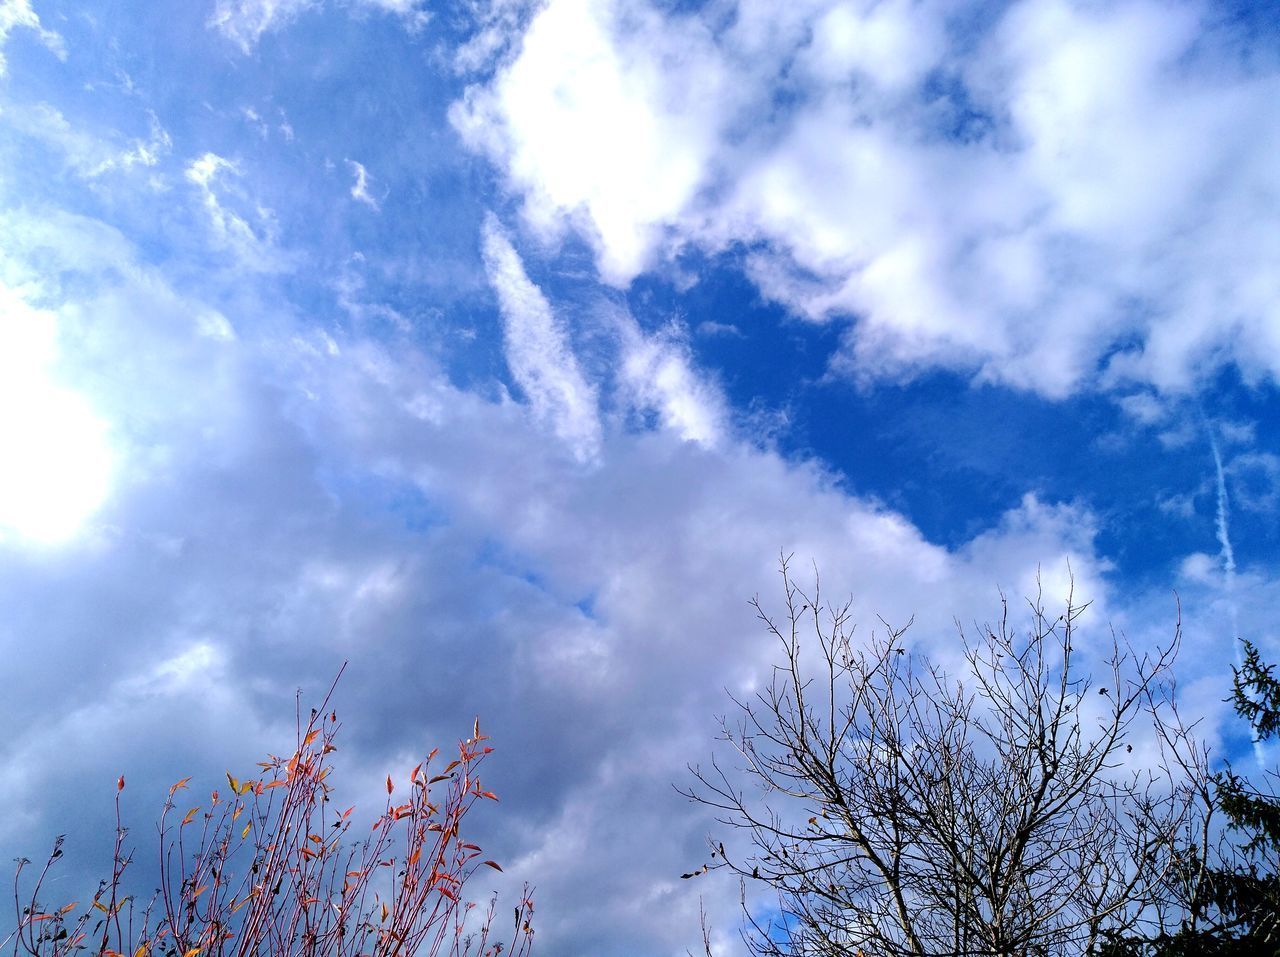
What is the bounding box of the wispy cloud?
[208,0,317,53]
[0,0,65,75]
[354,0,430,30]
[3,104,171,179]
[481,214,602,463]
[185,152,285,270]
[346,159,380,211]
[209,0,429,52]
[617,317,724,448]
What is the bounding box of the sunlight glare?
[0,290,114,544]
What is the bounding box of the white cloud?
[208,0,317,53]
[616,316,724,447]
[455,0,1280,397]
[0,0,64,75]
[209,0,430,52]
[355,0,430,29]
[346,158,379,211]
[1,103,172,178]
[481,214,602,462]
[451,0,732,283]
[185,152,285,270]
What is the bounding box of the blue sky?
[1,0,1279,953]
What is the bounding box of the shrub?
[7,674,533,957]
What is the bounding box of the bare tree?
[684,558,1205,957]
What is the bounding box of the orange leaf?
[182,807,199,826]
[183,948,201,957]
[303,729,321,748]
[483,861,503,872]
[169,776,192,796]
[117,775,125,792]
[386,774,394,795]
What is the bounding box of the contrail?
[1208,425,1264,768]
[1208,432,1236,582]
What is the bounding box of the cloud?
[209,0,429,52]
[2,7,1275,955]
[185,152,286,270]
[451,0,732,284]
[616,316,724,448]
[1,103,171,179]
[346,159,379,211]
[0,194,1266,956]
[354,0,430,29]
[0,0,64,75]
[208,0,317,53]
[481,214,602,463]
[455,0,1280,397]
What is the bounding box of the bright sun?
[0,289,114,544]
